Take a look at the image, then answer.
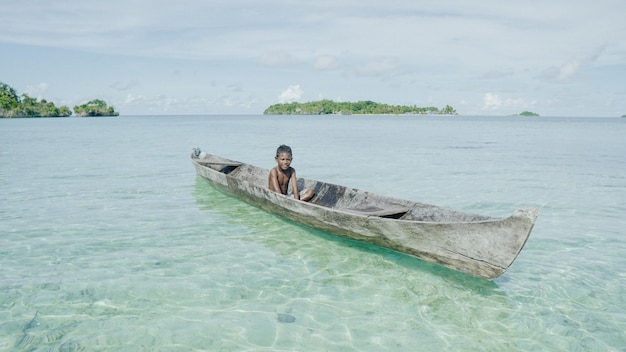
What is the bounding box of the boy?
[268,144,315,202]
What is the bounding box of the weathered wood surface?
[191,150,538,279]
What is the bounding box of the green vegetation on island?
[264,100,457,115]
[517,111,540,117]
[73,99,119,117]
[1,82,71,118]
[1,82,118,118]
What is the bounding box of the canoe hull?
[192,152,538,279]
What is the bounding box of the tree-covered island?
[1,82,71,117]
[516,111,540,117]
[73,99,119,117]
[264,100,457,115]
[1,82,118,118]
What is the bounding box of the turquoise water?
[1,115,624,351]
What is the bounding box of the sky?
[1,0,625,116]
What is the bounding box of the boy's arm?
[290,169,300,200]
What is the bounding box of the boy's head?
[276,144,292,157]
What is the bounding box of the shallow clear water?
[1,115,625,351]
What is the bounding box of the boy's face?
[275,152,292,170]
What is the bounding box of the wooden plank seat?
[341,205,409,218]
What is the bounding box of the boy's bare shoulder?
[269,166,294,178]
[270,166,282,174]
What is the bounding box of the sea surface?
[1,115,624,351]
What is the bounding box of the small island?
[1,82,71,118]
[264,99,457,115]
[1,82,118,118]
[73,99,119,117]
[516,111,540,117]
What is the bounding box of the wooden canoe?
[191,149,538,279]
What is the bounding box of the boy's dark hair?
[276,144,292,157]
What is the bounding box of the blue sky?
[1,0,625,116]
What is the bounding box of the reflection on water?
[192,176,502,294]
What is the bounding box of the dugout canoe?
[191,149,538,279]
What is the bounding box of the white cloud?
[479,69,515,80]
[24,82,49,99]
[541,45,608,81]
[258,51,298,67]
[558,61,582,80]
[482,92,532,111]
[111,79,139,91]
[540,60,584,81]
[483,92,502,110]
[120,93,257,114]
[354,57,397,76]
[278,85,303,103]
[314,55,340,70]
[124,93,146,104]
